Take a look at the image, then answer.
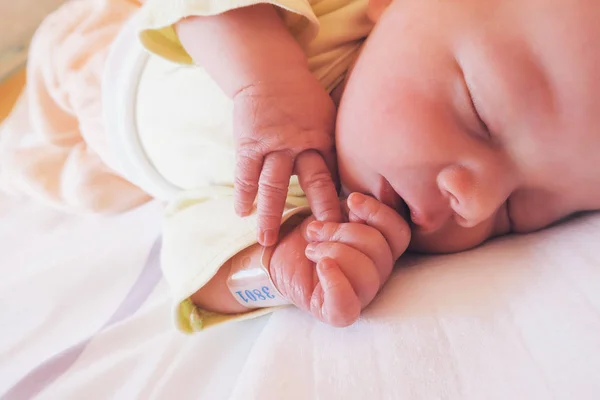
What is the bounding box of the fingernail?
[235,202,252,216]
[265,229,277,246]
[260,229,276,246]
[305,244,317,258]
[348,193,366,208]
[306,221,323,239]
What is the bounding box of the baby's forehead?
[361,1,600,101]
[365,0,600,53]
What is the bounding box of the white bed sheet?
[1,189,599,399]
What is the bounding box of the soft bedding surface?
[1,188,599,399]
[1,92,599,399]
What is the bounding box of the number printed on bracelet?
[235,286,277,303]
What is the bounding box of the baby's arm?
[189,259,248,315]
[177,5,341,247]
[191,194,411,327]
[176,4,306,99]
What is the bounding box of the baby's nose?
[437,165,512,228]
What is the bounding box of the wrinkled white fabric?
[1,187,599,399]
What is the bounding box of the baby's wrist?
[226,244,289,308]
[190,216,306,313]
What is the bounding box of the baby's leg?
[1,0,149,212]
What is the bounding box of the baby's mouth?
[396,198,413,226]
[379,177,413,225]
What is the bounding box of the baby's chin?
[409,233,481,254]
[407,224,494,254]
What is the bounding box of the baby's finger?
[257,151,295,246]
[295,151,343,223]
[305,221,393,283]
[347,193,411,260]
[321,147,340,193]
[347,209,365,224]
[305,241,380,307]
[311,258,361,328]
[234,149,263,217]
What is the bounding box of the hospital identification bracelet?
[226,244,290,308]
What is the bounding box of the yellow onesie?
[135,0,373,333]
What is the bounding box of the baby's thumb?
[311,258,361,327]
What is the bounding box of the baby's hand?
[270,193,411,327]
[232,68,341,247]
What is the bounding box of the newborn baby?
[10,0,600,332]
[127,0,600,332]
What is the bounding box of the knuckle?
[260,165,290,183]
[257,214,282,230]
[363,200,384,222]
[304,131,334,148]
[314,203,342,222]
[259,215,284,231]
[303,170,333,189]
[317,241,342,258]
[321,223,344,241]
[258,180,289,199]
[237,139,265,157]
[234,176,259,195]
[236,156,262,177]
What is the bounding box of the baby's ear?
[368,0,393,22]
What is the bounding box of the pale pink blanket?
[0,0,149,213]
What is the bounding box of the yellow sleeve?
[138,0,319,64]
[161,186,310,333]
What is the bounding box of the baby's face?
[337,0,600,253]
